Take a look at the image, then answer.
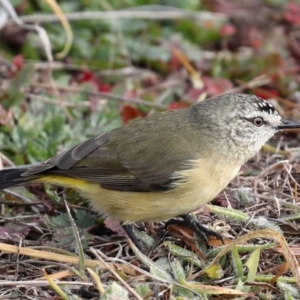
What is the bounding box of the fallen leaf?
[120,105,146,124]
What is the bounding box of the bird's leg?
[166,213,224,244]
[122,224,144,251]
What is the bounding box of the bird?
[0,93,299,249]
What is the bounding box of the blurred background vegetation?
[2,0,299,166]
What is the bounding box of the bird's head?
[192,93,300,162]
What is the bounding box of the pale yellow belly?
[39,159,240,223]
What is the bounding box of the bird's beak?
[276,119,300,130]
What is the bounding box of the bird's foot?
[166,213,224,245]
[122,224,144,252]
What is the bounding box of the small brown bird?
[0,93,299,248]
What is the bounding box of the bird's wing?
[23,112,199,192]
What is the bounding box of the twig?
[17,8,226,24]
[257,195,300,212]
[2,189,33,203]
[0,199,91,211]
[29,83,168,109]
[0,242,137,275]
[0,152,15,167]
[223,74,272,94]
[28,49,254,72]
[28,93,89,108]
[90,247,144,300]
[138,78,182,97]
[29,63,157,78]
[0,280,92,287]
[225,75,300,111]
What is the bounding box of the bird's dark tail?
[0,167,33,189]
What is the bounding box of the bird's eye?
[252,117,264,127]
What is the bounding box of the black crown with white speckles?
[254,99,278,116]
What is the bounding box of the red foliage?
[168,101,190,110]
[253,89,279,100]
[283,2,300,25]
[121,105,146,124]
[79,70,94,82]
[78,70,111,93]
[12,55,23,71]
[8,55,24,77]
